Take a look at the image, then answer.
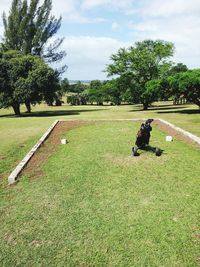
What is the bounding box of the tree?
[106,40,175,109]
[169,69,200,108]
[169,63,188,75]
[68,81,88,94]
[88,80,104,105]
[60,78,69,93]
[73,81,87,94]
[0,50,60,115]
[142,79,162,105]
[1,0,65,63]
[67,93,88,105]
[102,78,123,105]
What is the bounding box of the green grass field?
[0,102,200,266]
[0,121,200,266]
[0,102,200,184]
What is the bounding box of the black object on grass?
[132,119,162,156]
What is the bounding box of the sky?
[0,0,200,80]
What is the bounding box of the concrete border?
[8,120,59,185]
[59,118,149,122]
[8,118,200,185]
[158,118,200,145]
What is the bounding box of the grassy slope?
[0,122,200,266]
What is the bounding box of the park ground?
[0,102,200,266]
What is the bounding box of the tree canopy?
[1,0,65,63]
[169,69,200,108]
[0,50,60,115]
[106,39,175,109]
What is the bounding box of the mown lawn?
[0,102,200,187]
[0,122,200,266]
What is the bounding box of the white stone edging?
[59,118,148,122]
[158,118,200,145]
[8,120,59,185]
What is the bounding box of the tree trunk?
[143,103,149,110]
[173,97,178,105]
[25,100,31,113]
[193,98,200,108]
[47,102,53,106]
[12,102,21,116]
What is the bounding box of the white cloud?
[1,0,200,79]
[129,12,200,68]
[81,0,136,12]
[0,0,11,38]
[0,0,106,26]
[0,0,10,13]
[140,0,200,17]
[52,0,76,16]
[0,26,4,40]
[111,22,122,31]
[123,0,200,69]
[51,0,107,23]
[59,36,130,80]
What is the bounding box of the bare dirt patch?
[104,152,167,167]
[21,120,86,180]
[0,155,6,160]
[154,120,200,149]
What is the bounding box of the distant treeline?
[64,65,199,109]
[64,40,200,109]
[0,0,199,115]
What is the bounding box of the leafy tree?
[0,50,59,115]
[74,81,88,94]
[1,0,65,63]
[102,79,123,105]
[169,63,188,75]
[143,79,162,104]
[60,78,69,93]
[151,63,189,104]
[106,39,174,109]
[68,81,88,94]
[66,94,75,105]
[169,69,200,108]
[67,93,88,105]
[88,80,104,105]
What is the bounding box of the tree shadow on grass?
[0,108,108,118]
[157,109,200,114]
[129,106,187,112]
[152,104,174,108]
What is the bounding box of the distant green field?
[0,122,200,266]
